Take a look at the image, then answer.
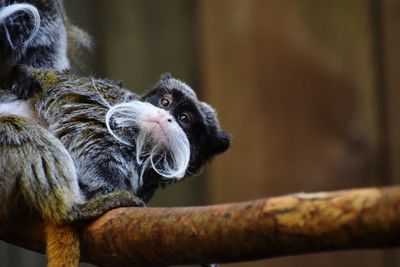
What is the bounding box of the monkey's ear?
[211,130,231,155]
[161,72,172,81]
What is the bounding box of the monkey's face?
[106,74,230,188]
[142,74,230,176]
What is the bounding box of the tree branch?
[1,186,400,266]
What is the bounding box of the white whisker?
[92,78,111,108]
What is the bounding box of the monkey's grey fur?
[0,0,68,71]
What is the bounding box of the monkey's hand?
[70,191,145,223]
[10,65,42,99]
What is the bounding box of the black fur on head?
[141,73,230,176]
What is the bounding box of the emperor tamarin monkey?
[0,0,88,98]
[0,69,230,266]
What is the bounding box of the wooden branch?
[1,186,400,266]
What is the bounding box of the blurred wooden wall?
[199,0,400,267]
[1,1,400,267]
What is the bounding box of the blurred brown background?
[1,0,400,266]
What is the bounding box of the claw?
[10,66,42,99]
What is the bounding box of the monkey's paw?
[10,66,42,99]
[70,191,146,223]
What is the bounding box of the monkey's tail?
[0,3,40,49]
[46,222,80,267]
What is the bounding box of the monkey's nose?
[162,115,174,123]
[165,114,175,123]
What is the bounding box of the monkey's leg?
[0,115,83,267]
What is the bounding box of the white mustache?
[0,3,40,48]
[105,100,190,186]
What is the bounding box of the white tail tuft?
[0,3,40,48]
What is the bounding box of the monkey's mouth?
[135,117,190,185]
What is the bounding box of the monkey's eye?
[178,113,191,124]
[160,97,172,108]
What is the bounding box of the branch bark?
[1,186,400,266]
